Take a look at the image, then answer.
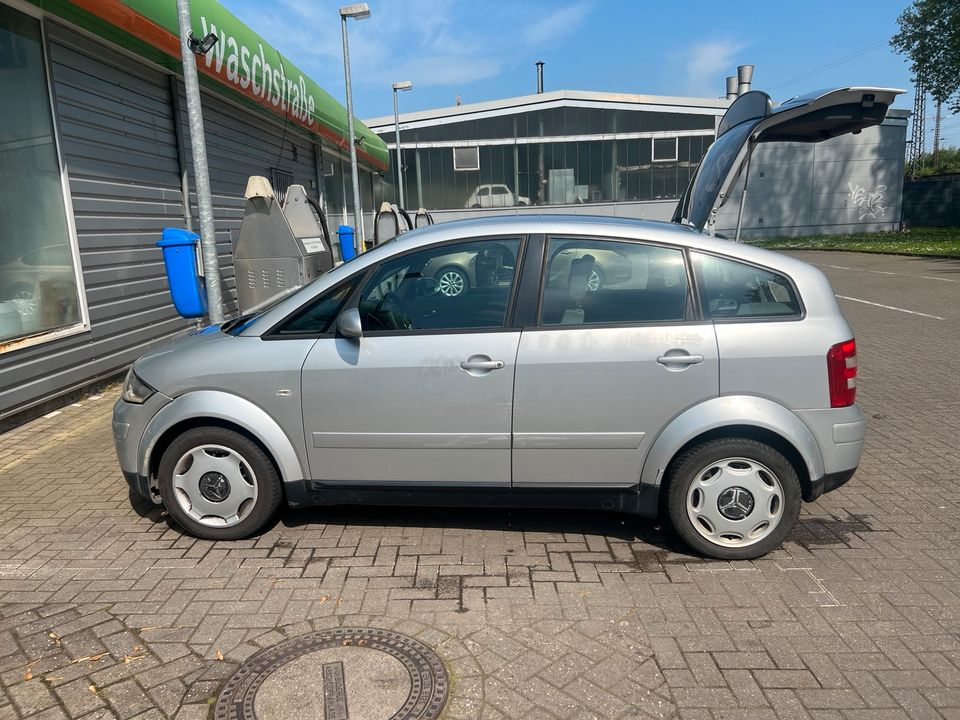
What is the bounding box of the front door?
[512,236,719,487]
[301,237,523,486]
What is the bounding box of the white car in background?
[465,184,530,209]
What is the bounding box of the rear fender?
[640,395,825,489]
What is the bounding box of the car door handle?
[460,360,504,371]
[657,354,704,366]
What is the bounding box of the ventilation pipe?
[536,61,544,94]
[725,76,738,100]
[737,64,754,96]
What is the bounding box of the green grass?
[747,227,960,258]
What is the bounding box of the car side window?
[692,252,801,318]
[478,187,490,196]
[274,280,358,335]
[540,238,688,326]
[357,238,521,332]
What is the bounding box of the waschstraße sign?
[33,0,389,171]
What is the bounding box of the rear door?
[511,235,719,488]
[672,87,903,232]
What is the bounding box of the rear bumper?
[795,405,865,501]
[806,467,857,502]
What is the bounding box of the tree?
[891,0,960,113]
[909,146,960,176]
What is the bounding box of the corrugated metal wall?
[0,20,324,418]
[175,84,321,316]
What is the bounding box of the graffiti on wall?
[848,182,888,220]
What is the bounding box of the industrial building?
[0,0,387,418]
[366,67,909,236]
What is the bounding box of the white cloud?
[524,2,592,45]
[682,39,745,97]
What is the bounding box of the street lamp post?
[339,3,370,253]
[391,81,413,209]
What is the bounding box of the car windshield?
[221,265,337,335]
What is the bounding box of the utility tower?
[909,74,926,178]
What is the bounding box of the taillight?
[827,339,857,408]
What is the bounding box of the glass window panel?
[358,238,521,331]
[541,238,688,325]
[692,252,802,318]
[276,279,358,335]
[0,4,81,343]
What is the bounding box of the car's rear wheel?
[435,266,469,297]
[158,426,282,540]
[665,438,801,560]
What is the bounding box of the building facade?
[366,90,909,236]
[0,0,387,419]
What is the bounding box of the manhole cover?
[214,627,448,720]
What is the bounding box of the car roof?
[381,215,804,269]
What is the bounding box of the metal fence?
[902,174,960,227]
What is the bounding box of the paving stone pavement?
[1,250,959,720]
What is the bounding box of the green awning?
[28,0,389,171]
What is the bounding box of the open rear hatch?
[672,87,904,234]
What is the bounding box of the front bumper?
[112,392,172,503]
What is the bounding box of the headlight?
[122,368,156,404]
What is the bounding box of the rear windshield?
[684,121,755,229]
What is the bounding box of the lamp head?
[339,3,371,20]
[392,81,413,92]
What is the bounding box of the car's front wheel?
[665,438,801,560]
[158,426,282,540]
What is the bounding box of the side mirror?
[337,307,363,339]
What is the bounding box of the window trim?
[452,146,480,171]
[652,136,679,163]
[1,11,90,354]
[689,250,807,323]
[351,234,528,337]
[533,234,698,330]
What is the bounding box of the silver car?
[114,87,894,559]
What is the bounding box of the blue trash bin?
[337,225,356,262]
[157,228,207,319]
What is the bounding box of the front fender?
[138,390,306,487]
[639,395,825,489]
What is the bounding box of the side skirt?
[285,481,660,518]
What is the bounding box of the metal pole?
[175,0,224,323]
[341,16,364,253]
[734,147,753,243]
[393,88,404,209]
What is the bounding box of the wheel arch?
[139,391,306,496]
[640,395,825,503]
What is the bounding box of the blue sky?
[220,0,955,146]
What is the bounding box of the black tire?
[158,426,282,540]
[434,265,469,297]
[664,438,801,560]
[470,204,481,209]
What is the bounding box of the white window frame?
[452,146,480,171]
[652,136,678,163]
[1,7,90,354]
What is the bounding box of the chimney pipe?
[725,76,738,100]
[737,64,754,96]
[536,61,544,94]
